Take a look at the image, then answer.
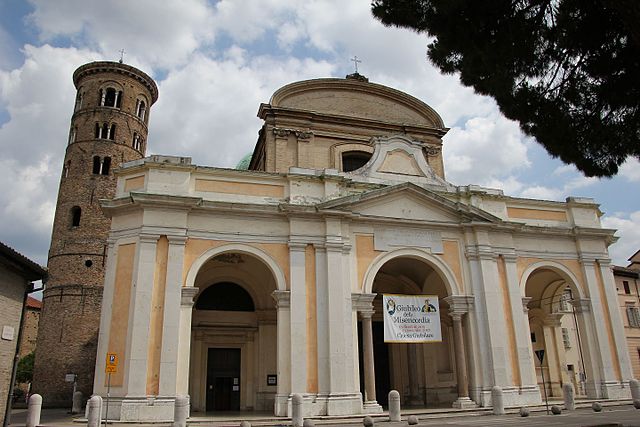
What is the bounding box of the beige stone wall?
[614,270,640,378]
[0,263,27,425]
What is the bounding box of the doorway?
[206,348,241,411]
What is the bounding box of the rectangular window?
[624,281,631,294]
[626,306,640,328]
[530,332,536,343]
[562,327,571,349]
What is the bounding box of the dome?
[236,153,253,170]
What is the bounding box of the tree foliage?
[372,0,640,177]
[16,352,35,384]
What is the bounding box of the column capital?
[167,235,188,245]
[288,241,307,251]
[500,253,518,263]
[572,298,591,313]
[522,297,533,313]
[271,290,291,308]
[450,312,463,322]
[352,293,376,313]
[181,287,199,307]
[443,295,474,315]
[139,233,160,244]
[543,312,563,327]
[273,127,292,138]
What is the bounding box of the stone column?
[572,298,600,398]
[175,287,198,396]
[289,242,308,395]
[542,314,565,397]
[159,235,188,396]
[352,293,381,414]
[406,344,422,406]
[272,290,291,416]
[444,295,476,408]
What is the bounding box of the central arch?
[186,244,285,413]
[358,248,465,409]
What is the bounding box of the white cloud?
[619,157,640,182]
[26,0,215,70]
[602,211,640,266]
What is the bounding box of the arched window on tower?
[135,99,146,121]
[68,126,77,145]
[342,151,372,172]
[102,123,109,139]
[63,161,70,178]
[109,124,116,140]
[71,206,81,227]
[102,157,111,175]
[103,88,116,107]
[93,156,101,174]
[132,133,141,150]
[116,90,122,108]
[95,123,100,139]
[74,90,84,112]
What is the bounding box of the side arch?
[362,247,461,295]
[519,260,586,299]
[184,243,287,291]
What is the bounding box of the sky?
[0,0,638,271]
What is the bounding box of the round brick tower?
[33,61,158,405]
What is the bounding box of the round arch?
[519,261,586,299]
[185,243,287,291]
[362,247,461,295]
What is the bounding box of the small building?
[613,253,640,378]
[91,76,634,421]
[0,242,46,425]
[18,297,42,358]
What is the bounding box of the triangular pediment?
[319,182,500,224]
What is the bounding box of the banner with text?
[383,294,442,343]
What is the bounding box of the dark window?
[195,282,255,311]
[530,332,536,343]
[567,364,574,371]
[136,100,146,120]
[109,124,116,140]
[342,151,371,172]
[71,206,81,227]
[101,123,108,139]
[104,88,117,107]
[624,281,631,294]
[93,156,101,174]
[116,90,122,108]
[102,157,111,175]
[98,89,103,106]
[95,123,100,138]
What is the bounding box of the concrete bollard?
[173,395,189,427]
[388,390,401,422]
[592,401,602,412]
[363,415,374,426]
[563,383,575,411]
[407,414,419,425]
[303,419,315,427]
[292,394,304,427]
[519,407,529,417]
[240,421,252,427]
[87,395,103,427]
[551,405,561,415]
[491,386,505,415]
[26,393,42,427]
[72,391,83,414]
[631,379,640,401]
[633,399,640,409]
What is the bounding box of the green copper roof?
[236,153,252,170]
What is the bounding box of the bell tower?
[33,61,158,404]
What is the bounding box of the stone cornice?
[352,293,376,313]
[443,295,475,315]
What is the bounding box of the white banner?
[383,294,441,343]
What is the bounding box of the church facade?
[92,73,633,421]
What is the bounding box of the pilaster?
[288,242,308,394]
[272,290,291,416]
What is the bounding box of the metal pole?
[104,373,111,426]
[540,364,550,415]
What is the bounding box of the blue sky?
[0,0,638,268]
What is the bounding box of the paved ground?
[6,404,640,426]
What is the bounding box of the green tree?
[371,0,640,177]
[16,352,35,384]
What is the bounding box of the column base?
[363,400,383,414]
[326,392,363,416]
[97,396,178,422]
[600,381,633,400]
[452,397,477,409]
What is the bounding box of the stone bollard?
[72,391,83,414]
[631,379,640,401]
[563,383,575,411]
[240,421,251,427]
[519,407,529,417]
[87,395,103,427]
[388,390,401,422]
[633,399,640,409]
[592,402,602,412]
[26,394,42,427]
[173,395,189,427]
[303,419,315,427]
[292,394,304,427]
[407,414,419,425]
[551,405,561,415]
[491,386,505,415]
[363,416,374,426]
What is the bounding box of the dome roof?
[236,153,253,170]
